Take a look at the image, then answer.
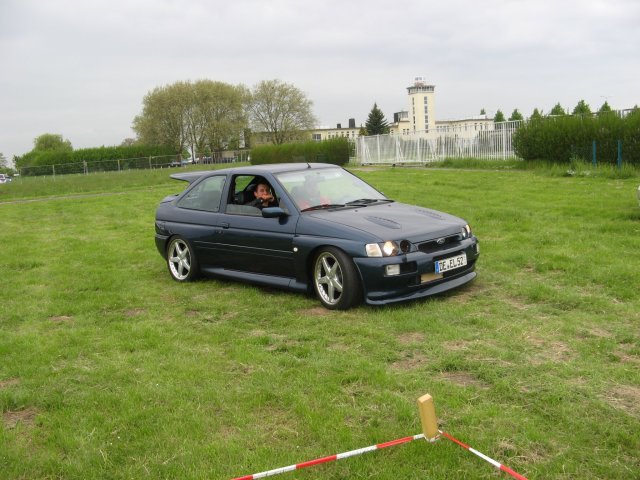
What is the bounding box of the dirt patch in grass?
[496,439,548,463]
[125,308,146,317]
[439,371,490,389]
[390,352,429,370]
[397,332,425,345]
[502,295,531,311]
[442,340,475,351]
[604,385,640,418]
[249,329,268,337]
[587,327,613,338]
[527,336,573,365]
[3,407,39,429]
[49,315,73,323]
[0,378,20,389]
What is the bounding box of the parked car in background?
[154,163,480,310]
[0,173,11,184]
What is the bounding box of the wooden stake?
[417,394,438,441]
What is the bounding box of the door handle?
[220,222,230,229]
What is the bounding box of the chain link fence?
[18,151,251,177]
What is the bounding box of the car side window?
[226,175,278,216]
[177,176,226,212]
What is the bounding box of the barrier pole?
[231,434,426,480]
[231,394,528,480]
[439,430,528,480]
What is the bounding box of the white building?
[389,76,494,138]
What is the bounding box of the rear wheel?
[166,236,199,282]
[312,247,362,310]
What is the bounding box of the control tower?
[407,76,436,133]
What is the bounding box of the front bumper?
[353,239,479,305]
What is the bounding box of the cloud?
[1,0,639,162]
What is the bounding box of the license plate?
[435,253,467,273]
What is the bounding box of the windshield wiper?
[345,198,392,206]
[301,204,346,212]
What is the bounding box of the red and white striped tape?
[231,433,427,480]
[439,430,528,480]
[231,431,528,480]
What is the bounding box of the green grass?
[1,165,639,479]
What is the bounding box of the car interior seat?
[234,184,256,204]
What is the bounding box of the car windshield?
[275,167,388,211]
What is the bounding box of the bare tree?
[249,79,316,144]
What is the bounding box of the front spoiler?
[363,271,477,305]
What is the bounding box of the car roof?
[169,163,340,184]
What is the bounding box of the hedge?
[513,109,640,165]
[250,138,351,166]
[15,144,176,170]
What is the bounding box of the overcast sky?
[1,0,638,162]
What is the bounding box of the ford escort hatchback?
[155,163,479,310]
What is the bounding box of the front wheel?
[312,247,362,310]
[166,236,199,282]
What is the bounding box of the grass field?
[1,164,639,479]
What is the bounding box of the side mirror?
[262,207,287,218]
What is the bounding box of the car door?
[213,175,297,277]
[173,175,226,265]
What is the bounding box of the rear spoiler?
[169,171,209,184]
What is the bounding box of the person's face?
[255,184,270,198]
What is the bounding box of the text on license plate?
[435,253,467,273]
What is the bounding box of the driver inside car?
[246,182,278,209]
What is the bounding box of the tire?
[166,236,199,282]
[312,247,362,310]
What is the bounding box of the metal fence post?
[617,139,622,169]
[592,140,597,167]
[502,126,507,160]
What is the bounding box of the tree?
[195,80,249,153]
[549,103,566,116]
[508,109,524,121]
[480,108,486,115]
[33,133,72,152]
[530,108,543,120]
[365,103,389,135]
[249,79,316,145]
[494,109,506,123]
[132,80,248,155]
[572,99,592,116]
[0,152,7,169]
[133,82,190,153]
[598,101,613,115]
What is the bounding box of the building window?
[312,133,321,141]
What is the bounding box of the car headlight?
[366,240,411,257]
[461,224,472,239]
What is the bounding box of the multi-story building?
[310,118,360,142]
[250,76,495,146]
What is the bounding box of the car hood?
[305,201,467,241]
